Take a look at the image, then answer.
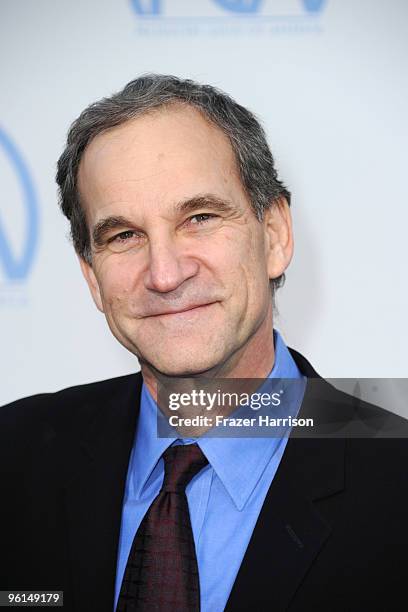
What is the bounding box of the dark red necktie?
[116,443,208,611]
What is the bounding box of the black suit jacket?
[1,349,407,611]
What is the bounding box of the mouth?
[147,302,218,319]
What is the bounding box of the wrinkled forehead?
[78,104,239,185]
[77,104,245,220]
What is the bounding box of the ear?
[78,255,105,313]
[263,196,294,280]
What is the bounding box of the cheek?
[247,227,269,279]
[237,232,270,313]
[96,261,137,310]
[225,226,268,283]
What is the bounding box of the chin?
[129,330,230,376]
[152,357,220,377]
[138,344,226,378]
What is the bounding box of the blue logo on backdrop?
[214,0,327,12]
[303,0,326,12]
[212,0,263,12]
[132,0,161,14]
[0,128,39,281]
[130,0,327,35]
[131,0,327,16]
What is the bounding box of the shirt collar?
[130,329,303,509]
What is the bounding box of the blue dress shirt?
[114,329,304,611]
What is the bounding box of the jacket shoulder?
[0,372,141,435]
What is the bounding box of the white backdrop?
[1,0,407,407]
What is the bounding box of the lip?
[148,302,217,318]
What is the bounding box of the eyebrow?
[175,194,236,216]
[92,216,135,247]
[91,194,237,247]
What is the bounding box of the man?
[1,75,407,611]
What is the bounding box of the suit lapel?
[225,350,346,611]
[62,373,142,612]
[225,437,345,611]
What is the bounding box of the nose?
[144,234,199,293]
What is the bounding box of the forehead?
[77,105,242,212]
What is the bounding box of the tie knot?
[162,444,208,493]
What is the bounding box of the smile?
[148,302,217,319]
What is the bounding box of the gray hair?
[56,73,291,291]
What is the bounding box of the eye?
[107,229,144,253]
[109,230,140,243]
[189,213,217,225]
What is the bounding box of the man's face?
[78,106,291,377]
